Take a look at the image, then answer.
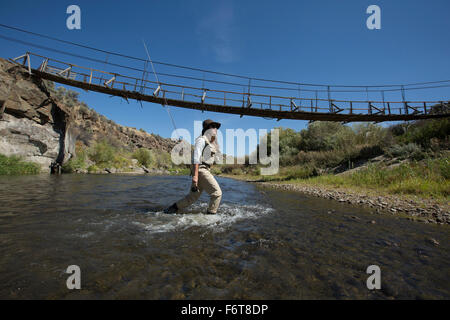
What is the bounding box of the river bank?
[220,173,450,225]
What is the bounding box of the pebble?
[427,238,440,246]
[257,181,449,225]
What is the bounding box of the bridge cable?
[1,23,450,90]
[142,40,179,139]
[1,32,450,96]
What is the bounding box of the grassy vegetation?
[283,158,450,199]
[217,108,450,200]
[62,139,185,174]
[0,154,41,175]
[132,148,172,168]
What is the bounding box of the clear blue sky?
[1,0,449,155]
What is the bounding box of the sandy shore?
[220,174,450,225]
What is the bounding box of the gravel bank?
[221,175,449,225]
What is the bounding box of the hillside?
[0,57,179,174]
[217,114,450,224]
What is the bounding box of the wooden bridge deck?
[12,52,450,122]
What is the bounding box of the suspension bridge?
[1,23,450,123]
[9,52,449,123]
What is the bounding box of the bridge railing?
[12,52,449,117]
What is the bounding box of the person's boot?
[206,210,216,215]
[163,203,178,214]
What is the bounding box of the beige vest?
[190,135,218,175]
[200,135,217,166]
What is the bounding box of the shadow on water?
[0,174,449,299]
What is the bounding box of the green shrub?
[438,157,450,180]
[386,143,424,160]
[87,164,99,173]
[133,148,153,167]
[283,165,318,180]
[352,123,394,147]
[400,118,450,148]
[62,156,86,173]
[247,166,261,176]
[210,167,223,175]
[259,122,395,169]
[168,167,191,175]
[112,154,132,169]
[89,139,116,165]
[299,122,344,151]
[357,145,384,160]
[231,168,244,175]
[132,148,172,169]
[153,150,172,168]
[0,154,40,175]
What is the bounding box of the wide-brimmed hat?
[202,119,221,129]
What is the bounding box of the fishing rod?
[141,40,180,139]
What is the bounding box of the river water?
[0,174,449,299]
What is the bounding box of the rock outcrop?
[69,104,177,152]
[0,57,178,173]
[0,58,74,173]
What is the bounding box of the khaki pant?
[176,167,222,213]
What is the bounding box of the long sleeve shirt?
[193,136,206,165]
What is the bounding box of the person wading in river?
[163,119,222,214]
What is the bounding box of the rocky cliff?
[0,57,177,173]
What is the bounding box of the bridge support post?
[247,96,252,108]
[104,75,116,88]
[328,86,333,112]
[201,90,207,104]
[153,85,161,96]
[58,66,72,78]
[315,91,318,112]
[400,85,409,115]
[291,99,298,112]
[12,53,27,65]
[39,58,48,72]
[26,53,31,75]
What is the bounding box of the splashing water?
[135,202,275,234]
